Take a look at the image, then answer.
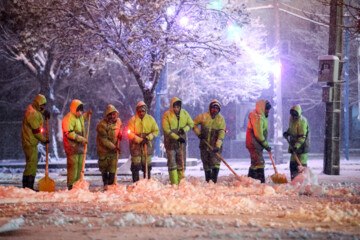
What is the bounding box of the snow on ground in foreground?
[0,172,359,228]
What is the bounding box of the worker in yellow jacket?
[162,97,194,185]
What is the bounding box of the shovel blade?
[270,173,288,184]
[38,176,55,192]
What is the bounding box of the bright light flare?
[166,6,175,16]
[210,1,222,9]
[227,24,242,40]
[179,16,189,27]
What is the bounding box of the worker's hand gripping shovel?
[268,151,288,184]
[73,115,91,189]
[39,118,55,192]
[202,139,242,181]
[285,136,305,173]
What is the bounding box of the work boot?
[247,168,257,179]
[205,170,212,182]
[102,172,109,190]
[22,175,29,189]
[290,161,299,181]
[68,185,73,190]
[108,173,116,185]
[143,169,151,179]
[132,170,139,182]
[28,175,35,190]
[256,168,265,183]
[169,170,178,185]
[177,170,183,182]
[211,168,220,184]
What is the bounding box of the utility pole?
[323,0,343,175]
[273,0,283,164]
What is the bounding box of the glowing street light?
[227,24,242,40]
[179,16,189,27]
[210,1,222,9]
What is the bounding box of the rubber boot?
[22,175,29,189]
[68,185,73,190]
[143,168,151,179]
[102,172,109,191]
[211,168,220,184]
[169,170,178,185]
[28,175,35,190]
[132,170,139,182]
[247,168,257,179]
[256,168,265,183]
[205,170,212,182]
[108,173,116,185]
[177,170,183,182]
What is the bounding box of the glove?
[291,146,299,154]
[118,133,123,141]
[43,140,50,145]
[113,147,121,154]
[265,146,272,152]
[178,128,185,135]
[198,133,206,140]
[283,131,289,138]
[212,147,219,153]
[43,110,51,120]
[86,110,93,116]
[142,138,149,145]
[177,137,185,143]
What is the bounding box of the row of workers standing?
[21,94,309,190]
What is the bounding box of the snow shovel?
[78,115,91,182]
[39,119,55,192]
[144,141,148,180]
[202,140,242,181]
[268,151,288,184]
[180,143,185,180]
[112,139,120,185]
[285,137,306,173]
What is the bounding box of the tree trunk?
[143,89,154,114]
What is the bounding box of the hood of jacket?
[135,101,147,117]
[70,99,83,115]
[255,99,269,116]
[291,104,302,118]
[208,99,221,113]
[169,97,182,113]
[104,104,119,119]
[32,94,47,112]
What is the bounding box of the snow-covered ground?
[0,156,359,239]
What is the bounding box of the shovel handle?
[114,139,120,185]
[45,119,49,177]
[144,142,148,179]
[284,137,303,167]
[202,140,241,181]
[80,114,91,181]
[180,143,184,177]
[268,151,278,174]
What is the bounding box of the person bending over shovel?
[162,97,194,185]
[193,100,226,183]
[127,101,159,182]
[21,94,50,190]
[283,104,310,181]
[246,100,272,183]
[96,104,122,191]
[62,99,92,190]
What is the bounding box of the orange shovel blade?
[38,175,55,192]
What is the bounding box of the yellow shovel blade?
[38,175,55,192]
[270,173,288,184]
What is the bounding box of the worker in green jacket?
[246,100,272,183]
[193,99,226,183]
[62,99,92,190]
[127,101,159,182]
[162,97,194,185]
[21,94,50,190]
[96,104,122,190]
[283,104,310,180]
